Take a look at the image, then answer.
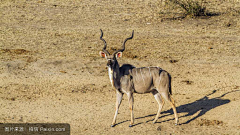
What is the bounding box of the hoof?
[111,124,116,127]
[129,124,133,127]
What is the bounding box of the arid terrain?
[0,0,240,134]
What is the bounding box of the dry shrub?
[162,0,207,18]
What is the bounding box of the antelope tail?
[168,74,172,95]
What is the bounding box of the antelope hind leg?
[170,96,178,125]
[152,91,164,124]
[161,92,179,125]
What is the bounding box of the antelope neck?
[108,60,121,89]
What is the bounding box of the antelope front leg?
[127,92,134,127]
[111,91,123,127]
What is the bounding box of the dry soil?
[0,0,240,134]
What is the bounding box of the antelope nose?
[107,60,112,66]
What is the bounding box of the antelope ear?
[116,52,122,58]
[99,51,106,58]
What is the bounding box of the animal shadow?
[115,90,239,126]
[160,90,239,124]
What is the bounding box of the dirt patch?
[0,0,240,134]
[197,118,224,126]
[181,80,194,85]
[1,49,30,55]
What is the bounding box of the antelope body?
[99,30,178,127]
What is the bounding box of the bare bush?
[163,0,207,17]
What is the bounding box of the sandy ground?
[0,0,240,134]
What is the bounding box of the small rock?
[157,126,161,131]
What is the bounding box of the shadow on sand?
[115,90,239,126]
[146,90,239,125]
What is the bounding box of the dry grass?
[0,0,240,134]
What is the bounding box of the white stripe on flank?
[158,73,162,86]
[148,67,151,77]
[135,69,138,81]
[140,68,146,86]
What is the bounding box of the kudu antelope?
[99,29,178,127]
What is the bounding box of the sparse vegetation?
[1,0,240,134]
[163,0,207,18]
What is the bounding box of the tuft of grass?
[227,7,240,16]
[165,0,207,17]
